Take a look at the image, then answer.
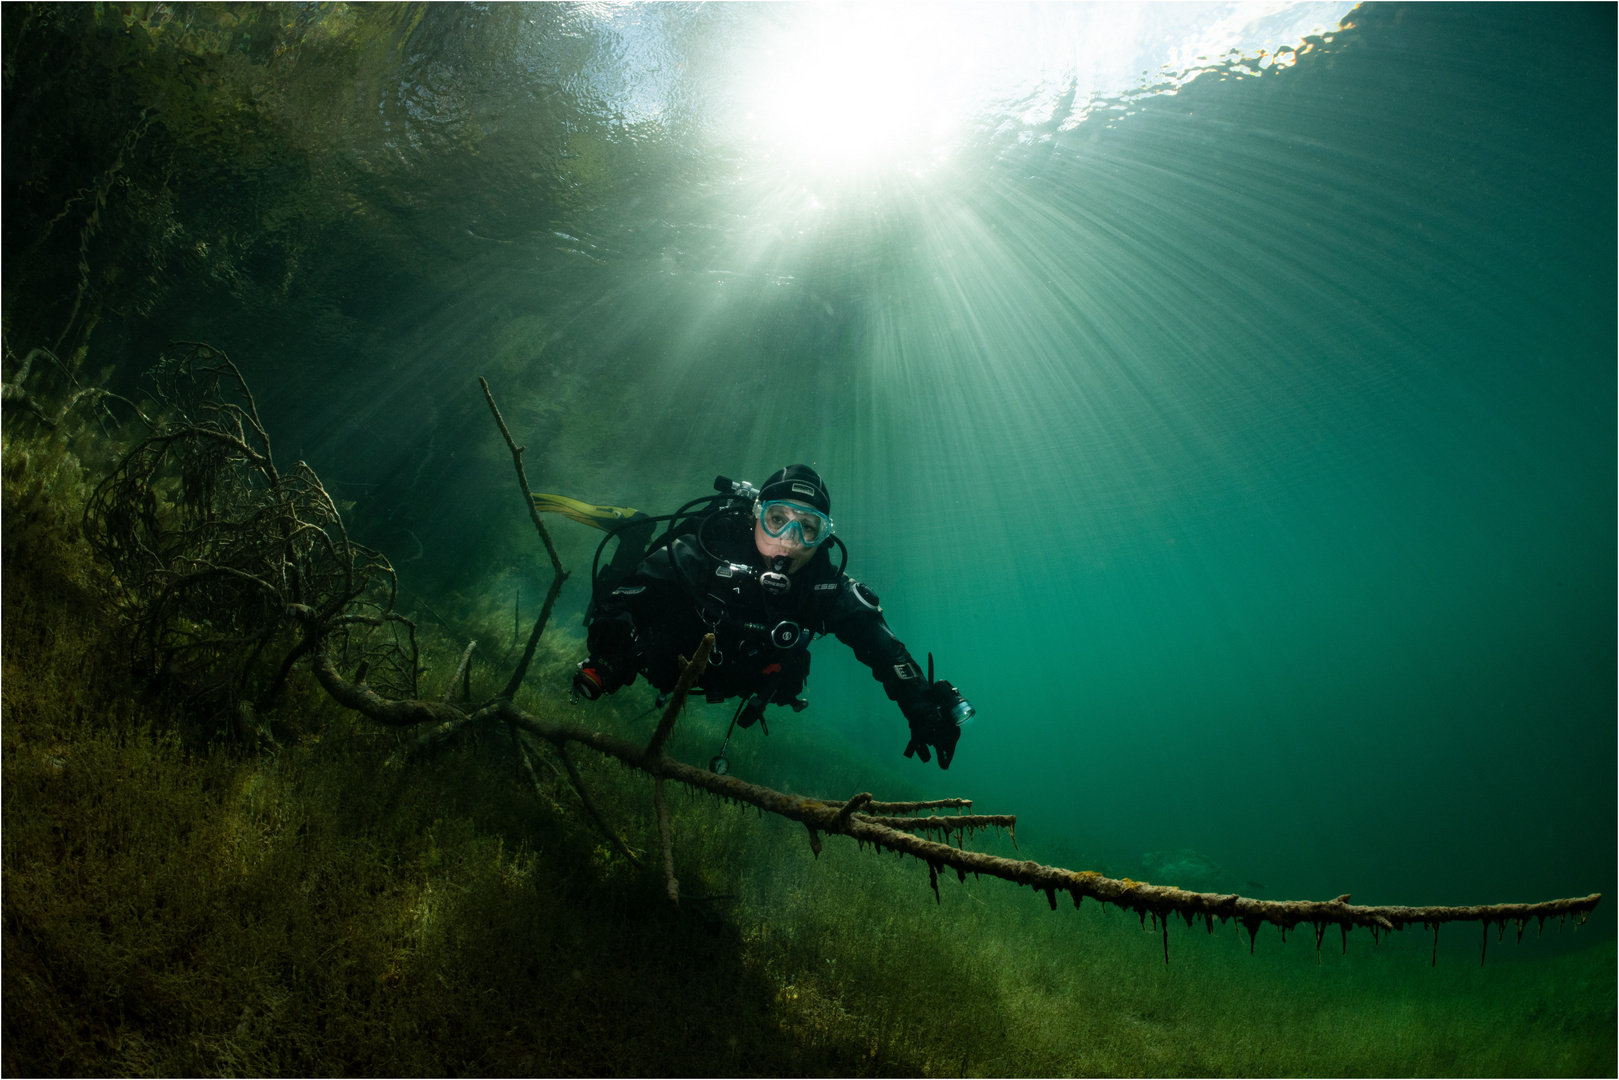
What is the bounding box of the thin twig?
[509,722,565,813]
[857,814,1017,834]
[645,635,714,761]
[655,777,678,904]
[556,743,640,866]
[481,376,570,700]
[384,702,501,767]
[443,640,476,703]
[500,568,566,700]
[867,799,973,814]
[478,376,563,576]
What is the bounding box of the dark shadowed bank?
[3,3,1614,1076]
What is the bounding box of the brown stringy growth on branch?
[88,347,1603,964]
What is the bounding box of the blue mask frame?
[758,499,834,547]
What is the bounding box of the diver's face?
[754,502,816,573]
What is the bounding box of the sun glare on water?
[728,2,1357,177]
[736,10,970,174]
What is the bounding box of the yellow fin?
[530,492,642,532]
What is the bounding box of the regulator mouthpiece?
[760,555,792,596]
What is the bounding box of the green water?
[4,2,1614,1072]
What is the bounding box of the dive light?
[926,652,976,727]
[948,697,976,727]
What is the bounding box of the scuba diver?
[534,465,972,771]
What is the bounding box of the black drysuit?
[585,513,931,726]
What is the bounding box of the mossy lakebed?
[3,437,1612,1076]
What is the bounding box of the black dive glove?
[902,696,960,770]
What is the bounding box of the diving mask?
[757,499,834,548]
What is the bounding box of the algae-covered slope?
[0,433,891,1076]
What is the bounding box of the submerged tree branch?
[509,725,565,815]
[443,640,476,703]
[310,650,464,729]
[481,376,569,700]
[479,375,564,577]
[645,637,713,762]
[307,648,1602,961]
[556,743,641,867]
[500,568,565,701]
[655,777,678,904]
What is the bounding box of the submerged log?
[312,647,1602,954]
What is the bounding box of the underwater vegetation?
[4,346,1612,1075]
[3,2,1615,1076]
[79,343,1611,948]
